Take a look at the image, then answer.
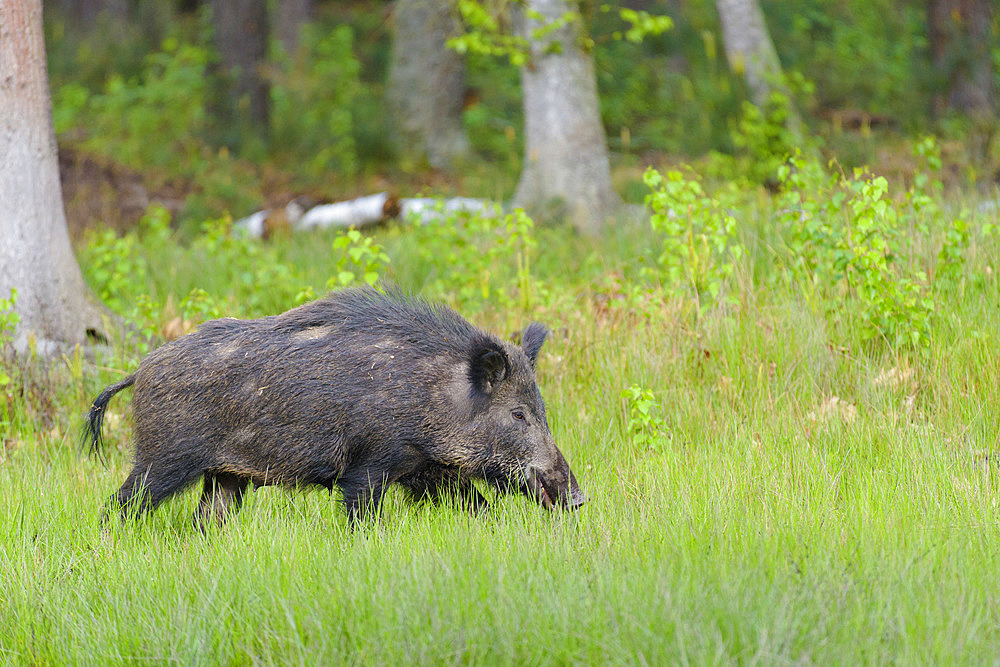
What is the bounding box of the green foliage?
[447,0,531,67]
[0,289,19,345]
[125,293,163,358]
[405,206,545,315]
[270,24,360,180]
[730,93,799,184]
[328,229,391,289]
[0,289,20,387]
[461,52,523,173]
[842,175,934,351]
[908,135,944,225]
[78,39,210,171]
[935,216,970,292]
[593,3,740,157]
[764,0,926,122]
[181,288,224,324]
[621,384,667,451]
[80,229,150,316]
[776,155,934,352]
[644,167,743,308]
[52,39,263,221]
[606,7,674,44]
[449,1,672,64]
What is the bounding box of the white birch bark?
[0,0,104,353]
[715,0,784,108]
[513,0,620,235]
[716,0,803,137]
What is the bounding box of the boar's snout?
[524,451,587,511]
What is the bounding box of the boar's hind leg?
[194,472,250,531]
[399,466,489,516]
[339,471,391,527]
[104,460,202,523]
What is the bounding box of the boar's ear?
[521,322,548,368]
[468,338,510,396]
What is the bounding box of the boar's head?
[446,322,586,510]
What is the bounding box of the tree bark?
[386,0,470,169]
[274,0,312,57]
[513,0,620,235]
[210,0,271,142]
[716,0,804,138]
[928,0,996,118]
[0,0,104,353]
[715,0,783,108]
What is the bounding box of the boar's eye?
[512,409,526,423]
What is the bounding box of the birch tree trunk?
[716,0,804,139]
[387,0,470,169]
[0,0,104,353]
[513,0,620,235]
[715,0,783,109]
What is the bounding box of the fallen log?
[298,193,400,231]
[233,193,498,238]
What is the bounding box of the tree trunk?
[928,0,996,118]
[386,0,470,169]
[716,0,804,139]
[210,0,271,144]
[513,0,620,235]
[715,0,783,108]
[0,0,104,353]
[274,0,312,57]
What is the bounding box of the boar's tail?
[82,373,137,459]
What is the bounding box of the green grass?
[3,178,1000,662]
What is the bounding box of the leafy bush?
[78,39,210,172]
[328,229,391,289]
[643,167,744,310]
[405,206,545,315]
[0,290,20,388]
[764,0,926,123]
[621,384,668,452]
[79,229,150,316]
[776,155,935,352]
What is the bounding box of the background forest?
[44,0,999,234]
[1,0,1000,663]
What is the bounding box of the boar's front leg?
[194,472,249,531]
[398,464,489,516]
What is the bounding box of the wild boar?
[84,287,586,528]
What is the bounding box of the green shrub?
[0,289,20,388]
[643,167,744,310]
[621,384,668,452]
[776,155,935,352]
[328,229,391,289]
[405,206,545,316]
[81,39,210,172]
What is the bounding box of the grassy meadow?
[2,158,1000,663]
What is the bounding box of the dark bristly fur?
[85,287,585,529]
